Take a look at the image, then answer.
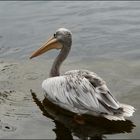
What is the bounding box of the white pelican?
[30,28,135,121]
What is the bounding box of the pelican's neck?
[49,44,71,77]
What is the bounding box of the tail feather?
[120,103,135,117]
[103,104,135,121]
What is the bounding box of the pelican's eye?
[54,33,56,38]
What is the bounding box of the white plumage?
[42,70,135,121]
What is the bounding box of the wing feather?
[65,70,120,110]
[41,69,135,120]
[42,69,122,116]
[42,75,100,113]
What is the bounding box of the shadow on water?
[31,90,135,140]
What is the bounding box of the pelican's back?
[42,70,135,121]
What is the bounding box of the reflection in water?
[31,90,135,140]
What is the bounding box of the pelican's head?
[30,28,72,59]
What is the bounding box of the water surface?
[0,1,140,139]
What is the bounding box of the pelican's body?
[30,28,135,121]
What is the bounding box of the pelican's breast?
[42,76,67,103]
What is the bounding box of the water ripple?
[0,121,16,132]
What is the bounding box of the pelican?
[30,28,135,121]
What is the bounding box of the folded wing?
[42,69,122,116]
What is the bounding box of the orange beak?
[30,37,62,59]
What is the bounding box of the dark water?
[0,1,140,139]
